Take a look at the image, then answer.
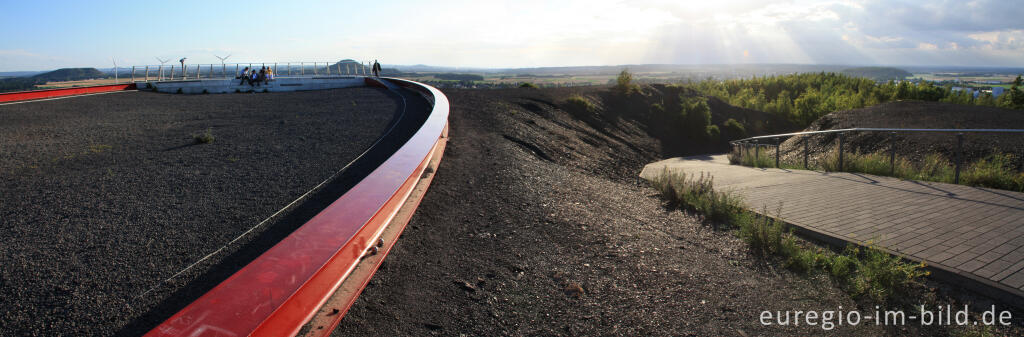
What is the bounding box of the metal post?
[169,65,174,81]
[326,61,331,76]
[114,66,118,84]
[274,63,277,77]
[158,65,163,81]
[301,62,304,76]
[145,66,149,82]
[754,141,759,164]
[197,65,201,79]
[954,133,964,184]
[838,132,844,171]
[131,66,135,82]
[775,137,780,168]
[337,63,341,75]
[803,137,808,169]
[890,132,897,176]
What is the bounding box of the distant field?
[912,73,1016,83]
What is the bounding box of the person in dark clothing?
[238,67,250,85]
[258,67,266,86]
[372,60,382,77]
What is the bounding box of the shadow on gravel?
[162,143,201,152]
[115,88,432,336]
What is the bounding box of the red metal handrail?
[145,79,449,337]
[0,84,135,103]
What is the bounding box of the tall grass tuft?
[650,169,744,224]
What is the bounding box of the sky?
[0,0,1022,71]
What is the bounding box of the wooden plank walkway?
[641,155,1024,303]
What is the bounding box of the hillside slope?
[333,87,891,336]
[31,68,107,82]
[779,100,1024,163]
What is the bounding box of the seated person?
[238,67,249,84]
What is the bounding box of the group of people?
[234,60,381,87]
[237,66,274,86]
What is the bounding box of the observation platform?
[642,154,1024,306]
[142,75,367,94]
[0,77,450,337]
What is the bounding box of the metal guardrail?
[730,128,1024,184]
[0,84,135,103]
[118,60,375,83]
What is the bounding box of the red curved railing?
[145,78,449,337]
[0,83,135,103]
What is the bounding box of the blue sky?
[1,0,1022,71]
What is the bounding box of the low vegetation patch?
[650,168,929,304]
[193,128,215,144]
[729,147,1024,191]
[519,82,539,89]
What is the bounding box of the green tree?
[615,69,638,94]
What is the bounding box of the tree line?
[683,72,1024,127]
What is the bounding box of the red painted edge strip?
[144,79,449,337]
[0,84,135,103]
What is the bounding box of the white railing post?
[131,66,135,82]
[145,66,149,82]
[170,65,174,81]
[337,62,341,75]
[301,62,304,76]
[326,61,331,76]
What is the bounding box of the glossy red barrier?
[0,84,135,103]
[145,79,449,337]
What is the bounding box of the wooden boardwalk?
[641,155,1024,303]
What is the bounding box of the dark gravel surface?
[334,88,894,336]
[0,88,404,336]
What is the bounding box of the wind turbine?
[111,57,119,84]
[156,57,170,80]
[215,54,231,77]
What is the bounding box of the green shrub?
[848,245,929,303]
[650,169,744,225]
[563,95,595,116]
[615,69,638,94]
[961,154,1024,191]
[193,128,215,144]
[519,82,539,89]
[721,118,747,141]
[739,208,787,256]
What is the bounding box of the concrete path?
[641,154,1024,303]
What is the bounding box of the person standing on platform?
[372,60,382,77]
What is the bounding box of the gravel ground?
[0,88,404,336]
[334,88,894,336]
